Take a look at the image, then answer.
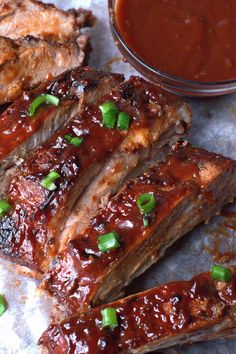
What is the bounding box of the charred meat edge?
[43,144,236,314]
[0,77,189,275]
[59,99,191,246]
[0,0,94,42]
[39,267,236,353]
[0,67,123,190]
[0,35,89,104]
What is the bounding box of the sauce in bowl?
[116,0,236,82]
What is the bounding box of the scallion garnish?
[64,134,83,147]
[0,199,11,218]
[0,294,7,316]
[137,193,156,214]
[40,170,61,191]
[101,308,118,329]
[143,215,149,227]
[211,265,232,282]
[98,231,121,253]
[117,112,131,130]
[99,101,118,129]
[28,94,59,117]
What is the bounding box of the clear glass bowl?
[108,0,236,97]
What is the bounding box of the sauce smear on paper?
[116,0,236,81]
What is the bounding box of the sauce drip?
[40,269,236,353]
[116,0,236,82]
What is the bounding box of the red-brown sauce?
[0,77,173,273]
[0,68,113,161]
[44,145,231,313]
[39,269,236,353]
[116,0,236,82]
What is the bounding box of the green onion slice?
[137,193,156,214]
[40,170,61,191]
[0,199,11,218]
[64,134,83,147]
[101,308,118,329]
[117,112,131,130]
[98,231,121,253]
[211,265,232,282]
[28,94,59,117]
[143,215,149,227]
[99,101,118,129]
[0,294,7,316]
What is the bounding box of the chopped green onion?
[64,134,83,147]
[40,170,61,191]
[99,101,118,115]
[117,112,131,130]
[137,193,156,214]
[101,308,118,329]
[64,134,73,142]
[0,199,11,218]
[102,111,116,129]
[99,101,118,129]
[70,137,83,147]
[98,231,121,253]
[0,294,7,316]
[28,94,59,117]
[211,265,232,282]
[143,215,149,227]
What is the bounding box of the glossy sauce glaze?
[0,77,179,273]
[44,144,233,312]
[0,67,115,161]
[39,268,236,353]
[116,0,236,82]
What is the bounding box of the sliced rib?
[0,0,93,42]
[39,266,236,353]
[0,35,89,104]
[0,78,190,274]
[0,67,123,189]
[43,144,236,314]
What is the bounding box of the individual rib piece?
[0,67,123,189]
[43,144,236,314]
[39,266,236,353]
[0,78,190,274]
[0,35,89,104]
[0,0,93,42]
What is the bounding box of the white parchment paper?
[0,0,236,353]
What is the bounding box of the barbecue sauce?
[0,68,116,161]
[44,144,234,313]
[0,77,178,273]
[39,268,236,353]
[116,0,236,82]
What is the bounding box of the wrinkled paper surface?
[0,0,236,353]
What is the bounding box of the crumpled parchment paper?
[0,0,236,353]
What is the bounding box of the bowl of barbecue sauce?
[109,0,236,97]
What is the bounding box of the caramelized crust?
[0,0,93,42]
[0,35,89,104]
[0,77,188,274]
[0,67,123,188]
[39,267,236,353]
[43,144,236,313]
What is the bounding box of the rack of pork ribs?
[1,66,236,353]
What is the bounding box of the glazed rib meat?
[0,0,93,42]
[39,267,236,354]
[0,67,123,189]
[0,77,190,274]
[0,35,89,104]
[43,144,236,314]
